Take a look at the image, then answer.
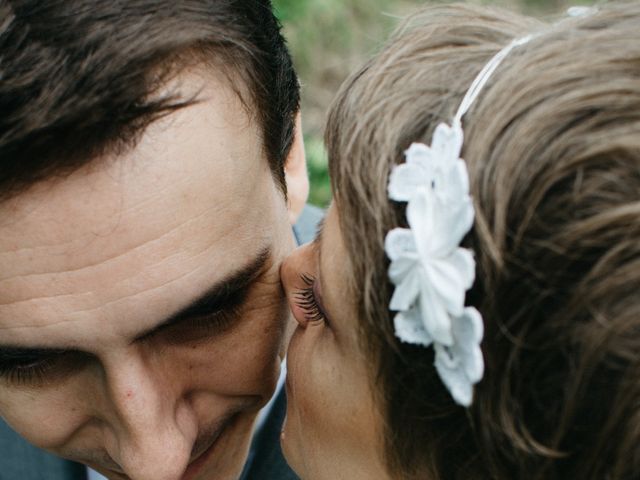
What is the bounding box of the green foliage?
[274,0,593,208]
[305,136,332,207]
[274,0,408,208]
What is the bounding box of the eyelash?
[0,303,245,387]
[155,304,243,346]
[0,309,242,387]
[190,307,239,334]
[0,352,80,387]
[2,361,56,386]
[294,274,328,325]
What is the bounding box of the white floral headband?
[385,7,597,408]
[384,34,536,407]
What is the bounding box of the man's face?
[0,67,296,480]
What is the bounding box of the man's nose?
[100,353,199,480]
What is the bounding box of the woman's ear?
[285,114,310,225]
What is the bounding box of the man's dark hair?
[0,0,299,199]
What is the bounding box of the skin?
[0,66,307,480]
[280,205,390,480]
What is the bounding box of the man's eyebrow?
[0,247,272,360]
[135,246,272,341]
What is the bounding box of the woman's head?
[281,205,389,480]
[321,3,640,479]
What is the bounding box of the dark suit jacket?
[0,205,321,480]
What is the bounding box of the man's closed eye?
[0,349,90,387]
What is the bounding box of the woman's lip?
[180,413,238,480]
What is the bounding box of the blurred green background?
[272,0,593,207]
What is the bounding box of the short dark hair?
[327,3,640,479]
[0,0,299,200]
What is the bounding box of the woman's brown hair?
[326,3,640,479]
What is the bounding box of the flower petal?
[385,228,416,262]
[388,256,417,285]
[461,344,484,384]
[388,163,429,202]
[431,122,463,163]
[406,188,436,262]
[389,268,420,311]
[404,142,433,164]
[447,159,470,199]
[424,253,472,316]
[451,308,484,382]
[447,247,476,291]
[394,308,433,346]
[453,307,484,345]
[434,344,474,407]
[430,197,474,256]
[419,277,454,345]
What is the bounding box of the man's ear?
[285,113,309,225]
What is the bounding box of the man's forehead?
[0,68,266,259]
[0,244,273,348]
[0,68,281,346]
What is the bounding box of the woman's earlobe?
[285,114,310,225]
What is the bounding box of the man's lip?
[180,413,238,480]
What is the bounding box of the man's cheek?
[254,288,293,369]
[246,274,290,343]
[229,307,285,392]
[184,306,285,395]
[0,389,81,449]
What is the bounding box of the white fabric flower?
[385,121,483,407]
[393,306,432,347]
[384,31,539,407]
[388,123,466,203]
[385,184,475,346]
[434,307,484,407]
